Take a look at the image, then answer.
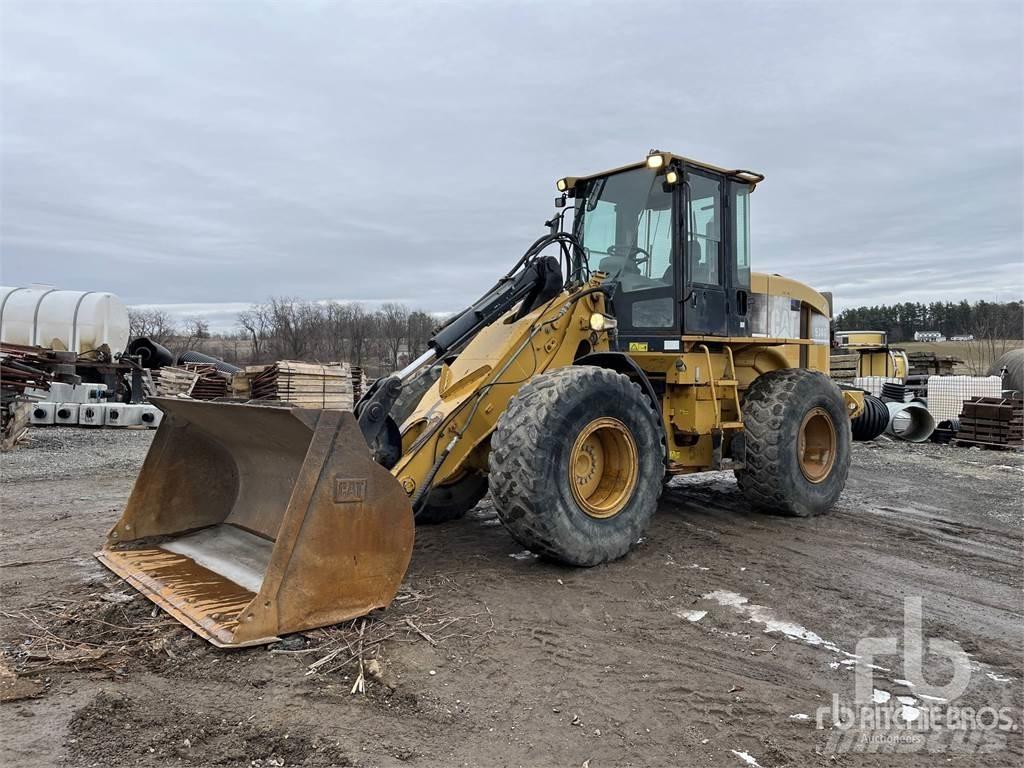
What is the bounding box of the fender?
[574,351,664,429]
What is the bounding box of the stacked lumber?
[829,353,859,382]
[906,351,962,377]
[955,397,1023,450]
[250,361,353,410]
[181,363,229,400]
[351,366,367,400]
[152,367,198,397]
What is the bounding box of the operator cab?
[562,152,762,350]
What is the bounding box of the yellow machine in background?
[99,150,863,647]
[834,330,908,379]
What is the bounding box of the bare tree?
[266,298,320,360]
[169,317,212,358]
[348,304,374,369]
[323,302,351,361]
[238,306,272,363]
[230,297,435,374]
[406,311,436,357]
[127,308,176,345]
[376,303,409,370]
[966,311,1016,374]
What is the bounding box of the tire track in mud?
[3,433,1022,767]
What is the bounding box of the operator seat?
[689,240,710,284]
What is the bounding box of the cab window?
[687,174,722,285]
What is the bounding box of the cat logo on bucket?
[334,478,367,503]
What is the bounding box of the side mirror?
[554,196,566,208]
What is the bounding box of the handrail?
[697,344,721,428]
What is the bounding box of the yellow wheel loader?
[98,151,864,647]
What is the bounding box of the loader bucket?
[96,398,414,647]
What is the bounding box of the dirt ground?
[1,427,1021,768]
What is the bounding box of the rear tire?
[735,368,851,517]
[488,367,663,566]
[417,473,488,525]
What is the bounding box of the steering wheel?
[606,244,651,266]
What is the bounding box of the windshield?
[573,167,673,284]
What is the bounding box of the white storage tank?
[54,403,80,425]
[30,402,56,425]
[0,285,130,354]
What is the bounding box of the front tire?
[735,368,851,517]
[488,367,663,566]
[416,472,488,525]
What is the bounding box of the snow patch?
[703,590,842,653]
[789,713,809,720]
[704,590,749,607]
[730,750,763,768]
[676,610,707,623]
[872,689,891,704]
[901,705,921,722]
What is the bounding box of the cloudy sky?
[2,1,1022,330]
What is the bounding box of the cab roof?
[559,151,764,192]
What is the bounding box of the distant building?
[950,334,975,342]
[914,331,946,342]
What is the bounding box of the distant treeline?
[129,299,442,377]
[835,300,1023,342]
[130,297,1023,375]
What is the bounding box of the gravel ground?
[1,427,154,482]
[1,425,1022,768]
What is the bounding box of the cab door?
[682,170,727,336]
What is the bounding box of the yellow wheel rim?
[798,407,836,484]
[569,417,639,519]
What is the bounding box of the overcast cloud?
[2,1,1022,330]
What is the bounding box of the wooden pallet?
[180,363,229,400]
[829,353,859,381]
[956,397,1023,450]
[249,361,354,410]
[153,367,198,397]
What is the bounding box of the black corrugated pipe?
[177,350,241,374]
[880,382,906,403]
[127,337,175,369]
[930,418,960,444]
[851,394,889,441]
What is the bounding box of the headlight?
[589,313,617,332]
[646,153,665,169]
[556,178,568,192]
[664,169,680,184]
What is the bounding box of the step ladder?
[697,344,744,469]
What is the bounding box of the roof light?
[556,178,568,192]
[646,153,665,169]
[665,169,680,185]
